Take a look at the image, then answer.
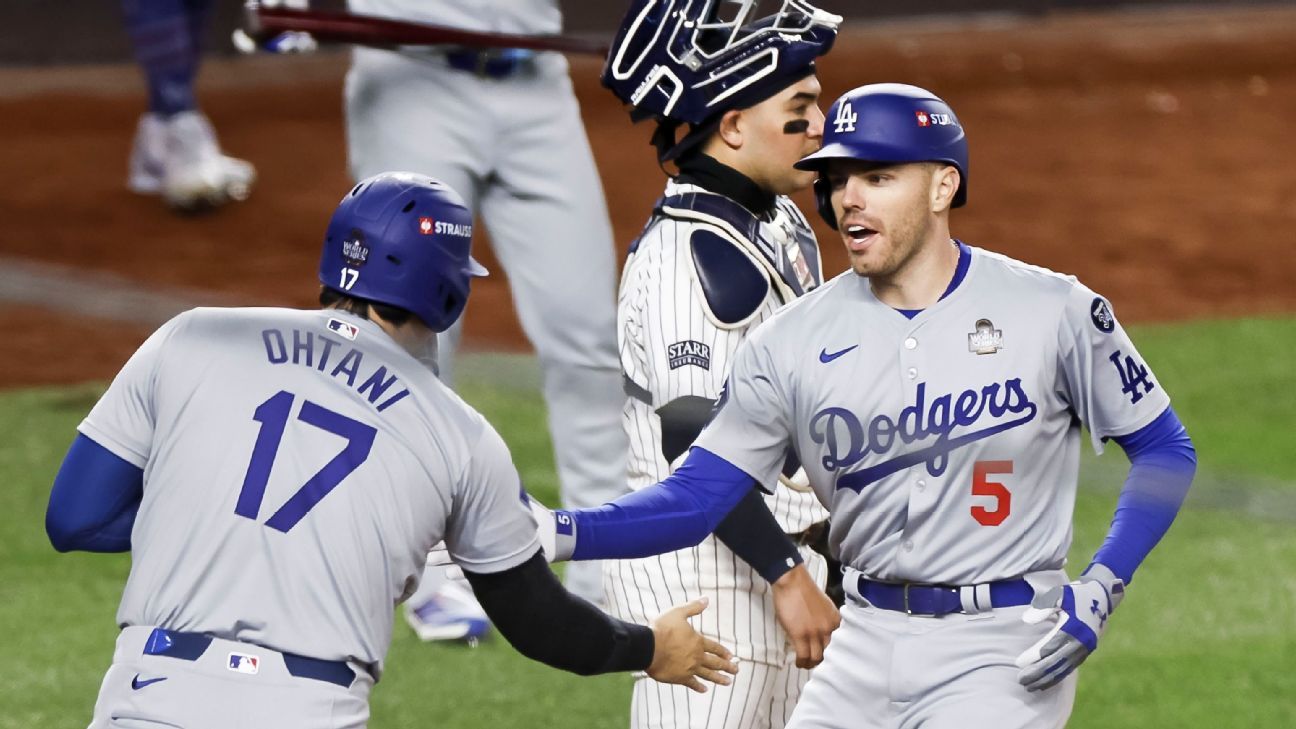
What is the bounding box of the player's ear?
[930,164,960,213]
[716,109,745,150]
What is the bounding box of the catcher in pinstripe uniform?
[601,2,844,726]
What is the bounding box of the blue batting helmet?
[602,0,840,158]
[795,83,969,229]
[318,172,487,332]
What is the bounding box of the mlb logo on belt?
[327,317,360,341]
[228,653,260,675]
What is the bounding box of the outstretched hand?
[772,563,840,668]
[648,597,739,693]
[1014,564,1126,692]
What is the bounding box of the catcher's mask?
[602,0,841,162]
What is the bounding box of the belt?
[850,575,1034,616]
[443,48,534,78]
[142,628,356,688]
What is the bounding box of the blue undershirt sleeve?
[1089,406,1196,583]
[46,434,144,553]
[565,447,756,561]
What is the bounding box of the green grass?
[1127,317,1296,481]
[2,318,1293,728]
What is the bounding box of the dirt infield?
[2,6,1294,387]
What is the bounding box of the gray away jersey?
[79,307,539,675]
[695,246,1171,584]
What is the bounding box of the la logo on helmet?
[833,101,857,133]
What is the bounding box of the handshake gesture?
[1015,564,1126,691]
[529,495,839,672]
[648,598,739,693]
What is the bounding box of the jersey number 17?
[233,390,377,533]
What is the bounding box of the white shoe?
[127,112,167,196]
[127,111,256,212]
[403,579,491,642]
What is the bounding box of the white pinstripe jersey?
[607,180,830,666]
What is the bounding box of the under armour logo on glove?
[1014,564,1126,692]
[1090,598,1107,628]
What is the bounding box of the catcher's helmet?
[318,172,487,332]
[602,0,841,159]
[795,83,969,229]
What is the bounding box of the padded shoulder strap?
[658,192,779,263]
[689,227,770,329]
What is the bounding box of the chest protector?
[645,190,824,329]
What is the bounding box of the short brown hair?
[318,287,415,327]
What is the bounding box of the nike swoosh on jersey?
[131,674,168,690]
[819,345,859,363]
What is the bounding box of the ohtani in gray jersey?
[82,306,537,672]
[48,173,737,729]
[555,85,1197,729]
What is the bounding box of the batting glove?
[527,494,576,563]
[232,29,318,55]
[1014,563,1126,692]
[232,0,317,55]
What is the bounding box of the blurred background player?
[45,172,737,728]
[343,0,629,638]
[121,0,258,211]
[600,1,843,726]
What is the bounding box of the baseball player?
[342,0,628,629]
[45,172,737,729]
[122,0,257,210]
[543,84,1198,728]
[598,1,843,726]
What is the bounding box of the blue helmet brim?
[795,139,964,171]
[794,142,863,171]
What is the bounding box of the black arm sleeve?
[712,486,803,584]
[463,551,655,676]
[657,395,803,585]
[657,395,717,464]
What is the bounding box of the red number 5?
[971,460,1013,526]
